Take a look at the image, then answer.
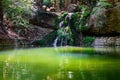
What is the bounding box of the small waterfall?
[53,13,73,47]
[68,13,73,20]
[53,37,58,47]
[59,21,64,28]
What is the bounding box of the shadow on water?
[0,45,35,51]
[0,46,120,80]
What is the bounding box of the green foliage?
[79,5,91,31]
[82,36,95,47]
[91,6,106,28]
[84,1,112,29]
[43,0,51,6]
[63,20,68,27]
[57,26,73,45]
[57,27,72,39]
[55,11,68,28]
[6,7,29,26]
[55,11,74,46]
[2,0,11,9]
[58,11,68,21]
[81,6,91,17]
[2,0,33,26]
[71,12,80,31]
[97,1,113,8]
[71,6,90,32]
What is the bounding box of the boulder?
[67,4,79,12]
[29,12,58,29]
[105,2,120,33]
[88,2,120,35]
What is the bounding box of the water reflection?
[3,52,35,80]
[57,53,73,80]
[0,45,34,51]
[95,46,120,55]
[0,47,120,80]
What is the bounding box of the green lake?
[0,46,120,80]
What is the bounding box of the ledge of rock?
[29,12,58,29]
[93,36,120,46]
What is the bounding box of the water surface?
[0,47,120,80]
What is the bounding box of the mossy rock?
[105,3,120,33]
[32,31,57,47]
[88,3,120,35]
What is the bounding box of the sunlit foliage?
[2,0,34,26]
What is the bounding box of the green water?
[0,47,120,80]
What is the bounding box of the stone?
[93,36,120,46]
[29,12,58,29]
[88,2,120,35]
[67,4,79,12]
[105,2,120,33]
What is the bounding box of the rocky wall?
[93,36,120,46]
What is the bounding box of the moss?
[43,0,51,6]
[57,27,73,46]
[63,19,68,27]
[58,11,68,21]
[71,10,91,46]
[55,11,68,28]
[54,11,74,46]
[71,12,81,32]
[71,6,90,32]
[90,7,106,28]
[90,1,111,29]
[79,5,91,31]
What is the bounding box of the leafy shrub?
[43,0,51,6]
[55,11,68,28]
[79,5,90,31]
[57,26,73,45]
[82,36,95,46]
[71,5,90,32]
[2,0,33,26]
[71,12,80,31]
[55,11,74,46]
[97,1,113,8]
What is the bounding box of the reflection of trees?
[2,51,120,80]
[55,53,120,80]
[3,63,34,80]
[3,51,35,80]
[95,46,120,55]
[56,53,74,80]
[2,50,58,80]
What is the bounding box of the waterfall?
[59,21,64,28]
[68,13,73,20]
[53,13,73,47]
[53,37,58,47]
